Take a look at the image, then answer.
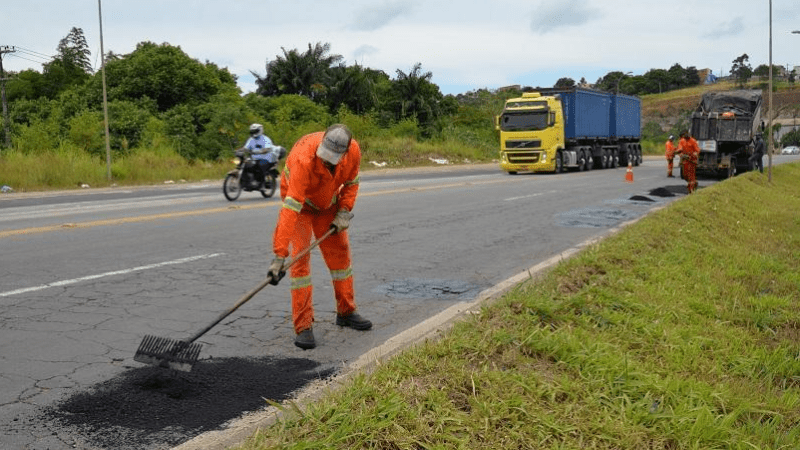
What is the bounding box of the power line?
[6,53,48,65]
[13,46,53,60]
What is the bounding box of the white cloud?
[704,17,746,38]
[529,0,601,34]
[350,0,415,31]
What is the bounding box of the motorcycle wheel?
[261,174,277,198]
[223,173,242,201]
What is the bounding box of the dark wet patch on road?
[373,278,481,300]
[42,356,335,450]
[649,187,678,197]
[555,207,642,228]
[629,195,655,202]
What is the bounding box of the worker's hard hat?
[317,124,352,165]
[668,135,674,140]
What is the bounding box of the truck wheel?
[612,149,619,168]
[585,150,593,171]
[577,150,586,171]
[507,171,518,175]
[555,151,563,173]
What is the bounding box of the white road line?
[504,190,558,201]
[0,253,223,298]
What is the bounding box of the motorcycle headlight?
[232,157,242,165]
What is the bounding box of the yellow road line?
[1,177,519,239]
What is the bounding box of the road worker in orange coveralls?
[665,135,677,177]
[677,130,700,194]
[267,124,372,350]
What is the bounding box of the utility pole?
[0,45,16,148]
[98,0,112,181]
[768,0,773,182]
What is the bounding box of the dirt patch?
[42,356,335,450]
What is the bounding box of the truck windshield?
[500,112,548,131]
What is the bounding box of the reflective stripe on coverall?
[272,131,361,333]
[678,136,700,193]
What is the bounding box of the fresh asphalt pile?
[41,356,335,449]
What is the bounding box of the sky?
[2,0,799,96]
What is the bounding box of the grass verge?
[235,163,800,450]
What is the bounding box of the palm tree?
[255,42,342,100]
[391,63,442,128]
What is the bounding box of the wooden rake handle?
[184,227,336,344]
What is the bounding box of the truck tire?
[555,151,564,173]
[585,149,593,171]
[577,149,586,172]
[611,149,619,168]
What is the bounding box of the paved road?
[0,156,795,449]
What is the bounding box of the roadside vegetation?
[233,162,800,450]
[3,29,799,192]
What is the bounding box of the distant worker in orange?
[267,124,372,350]
[665,135,677,177]
[676,130,700,193]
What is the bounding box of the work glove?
[268,257,286,286]
[330,209,354,233]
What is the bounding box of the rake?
[134,228,335,372]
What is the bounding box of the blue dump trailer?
[497,87,642,173]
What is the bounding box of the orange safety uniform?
[665,139,677,176]
[678,136,700,193]
[272,131,361,333]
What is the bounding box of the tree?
[255,42,343,100]
[731,54,752,87]
[323,65,388,114]
[753,64,783,78]
[90,42,237,111]
[553,77,575,89]
[56,27,93,74]
[389,63,444,134]
[36,27,93,99]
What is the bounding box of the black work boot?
[294,327,316,350]
[335,312,372,330]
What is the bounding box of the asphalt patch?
[373,278,481,300]
[628,195,655,202]
[555,207,641,228]
[43,356,335,450]
[649,187,677,197]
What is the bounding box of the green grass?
[234,163,800,450]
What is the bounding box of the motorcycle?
[222,147,284,201]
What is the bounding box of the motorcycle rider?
[244,124,284,188]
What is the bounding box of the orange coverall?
[678,136,700,193]
[665,139,677,176]
[272,131,361,333]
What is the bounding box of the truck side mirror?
[495,115,500,131]
[549,112,556,126]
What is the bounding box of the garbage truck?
[496,87,642,174]
[688,89,763,178]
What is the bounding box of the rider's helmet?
[249,123,264,137]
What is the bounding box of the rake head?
[133,334,203,372]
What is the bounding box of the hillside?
[642,81,800,133]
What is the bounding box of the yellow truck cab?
[496,92,563,174]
